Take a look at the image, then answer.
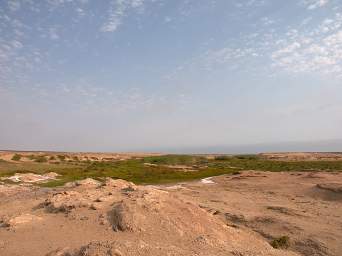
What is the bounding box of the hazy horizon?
[2,138,342,154]
[1,0,342,151]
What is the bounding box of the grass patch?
[208,156,342,172]
[143,155,208,165]
[270,236,290,249]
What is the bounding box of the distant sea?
[155,139,342,154]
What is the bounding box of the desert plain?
[0,151,341,256]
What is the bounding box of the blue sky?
[0,0,342,152]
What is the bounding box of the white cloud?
[49,27,60,40]
[303,0,329,10]
[76,7,85,17]
[235,0,267,9]
[261,17,275,26]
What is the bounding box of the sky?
[0,0,342,152]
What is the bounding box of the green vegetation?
[209,155,342,172]
[235,154,259,160]
[1,154,342,187]
[34,156,48,163]
[25,154,49,163]
[143,154,207,165]
[11,154,22,161]
[270,236,290,249]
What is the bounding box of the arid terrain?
[0,151,161,162]
[0,152,342,256]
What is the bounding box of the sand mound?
[108,188,229,238]
[42,179,298,255]
[0,184,32,198]
[306,183,342,201]
[316,183,342,193]
[43,178,136,213]
[104,178,136,190]
[107,188,297,255]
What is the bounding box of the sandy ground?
[163,171,342,256]
[0,171,341,256]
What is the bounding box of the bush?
[27,155,35,160]
[235,154,259,160]
[34,156,47,163]
[214,155,230,161]
[270,236,290,249]
[49,156,56,160]
[57,155,66,161]
[11,154,21,161]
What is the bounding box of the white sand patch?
[9,214,43,226]
[165,185,183,190]
[1,172,59,183]
[201,177,215,184]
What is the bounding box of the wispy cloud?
[271,12,342,76]
[101,0,146,33]
[302,0,329,10]
[8,0,20,12]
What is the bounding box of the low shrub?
[234,154,259,160]
[11,154,22,161]
[270,236,290,249]
[214,155,230,161]
[57,155,66,161]
[34,156,47,163]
